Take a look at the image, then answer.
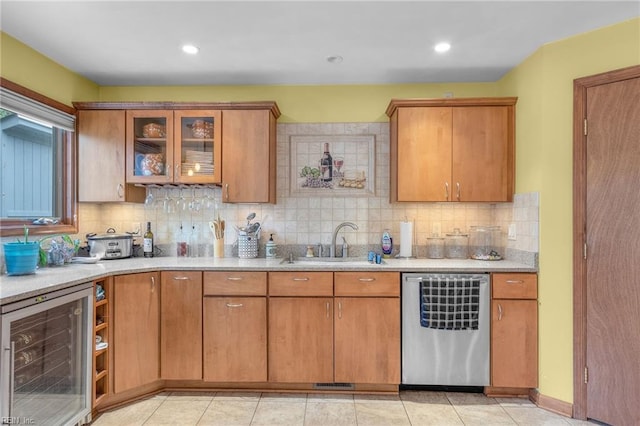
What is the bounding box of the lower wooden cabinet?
[113,272,160,394]
[160,271,202,380]
[490,273,538,388]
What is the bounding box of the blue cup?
[4,242,40,275]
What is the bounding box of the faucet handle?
[317,243,323,258]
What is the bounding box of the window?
[0,78,77,237]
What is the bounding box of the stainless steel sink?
[279,256,385,266]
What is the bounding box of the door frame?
[572,64,640,420]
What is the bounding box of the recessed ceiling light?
[326,55,343,64]
[182,44,199,55]
[434,42,451,53]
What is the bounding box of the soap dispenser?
[266,234,277,258]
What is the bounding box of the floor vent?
[313,383,355,390]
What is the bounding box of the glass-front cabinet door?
[126,110,174,184]
[174,110,222,184]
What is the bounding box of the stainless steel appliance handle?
[444,182,449,201]
[404,276,425,282]
[456,182,461,201]
[498,303,503,320]
[7,341,15,417]
[292,277,310,282]
[226,303,243,308]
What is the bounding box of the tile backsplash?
[7,122,539,265]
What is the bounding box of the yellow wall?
[0,33,99,105]
[2,17,640,407]
[497,17,640,403]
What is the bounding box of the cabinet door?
[491,299,538,388]
[268,297,333,383]
[160,271,202,380]
[334,297,400,384]
[174,110,222,184]
[77,110,145,202]
[203,297,267,382]
[126,110,174,184]
[221,109,276,203]
[113,272,160,393]
[395,107,452,202]
[452,106,513,201]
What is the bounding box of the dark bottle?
[143,222,154,258]
[320,142,333,182]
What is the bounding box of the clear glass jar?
[469,226,502,260]
[426,236,445,259]
[445,228,469,259]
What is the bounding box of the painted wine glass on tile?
[291,135,375,196]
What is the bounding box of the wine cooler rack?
[93,277,112,407]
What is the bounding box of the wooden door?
[452,106,512,201]
[160,271,202,380]
[268,297,333,383]
[582,74,640,425]
[334,297,400,384]
[221,109,275,203]
[203,297,267,382]
[395,107,452,201]
[173,110,222,184]
[125,110,174,184]
[113,272,160,393]
[77,110,145,203]
[490,300,538,388]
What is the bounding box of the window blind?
[0,87,75,131]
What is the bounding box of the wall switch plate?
[507,223,517,240]
[431,222,442,236]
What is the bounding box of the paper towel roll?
[399,221,413,257]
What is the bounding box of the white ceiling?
[1,1,638,86]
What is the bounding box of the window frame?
[0,78,78,237]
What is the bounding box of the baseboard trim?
[530,389,573,418]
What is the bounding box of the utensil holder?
[237,232,259,259]
[214,238,224,258]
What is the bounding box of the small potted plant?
[3,226,40,275]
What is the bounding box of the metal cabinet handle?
[358,277,375,282]
[117,183,124,198]
[224,184,229,201]
[151,275,155,292]
[505,280,524,284]
[326,302,331,319]
[226,277,243,281]
[338,301,342,319]
[292,277,310,281]
[498,303,503,321]
[226,303,243,308]
[456,182,461,201]
[166,163,172,178]
[173,276,191,281]
[7,342,15,416]
[444,182,450,201]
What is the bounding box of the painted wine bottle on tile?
[320,142,333,181]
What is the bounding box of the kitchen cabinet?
[203,271,267,382]
[490,273,538,389]
[386,97,517,202]
[268,272,334,383]
[334,272,400,384]
[126,109,222,185]
[160,271,202,380]
[93,277,112,408]
[76,109,145,203]
[220,109,277,203]
[113,272,160,394]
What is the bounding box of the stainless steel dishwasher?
[401,273,490,386]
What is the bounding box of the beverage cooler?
[1,283,93,426]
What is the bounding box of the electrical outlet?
[431,222,442,236]
[507,223,517,241]
[130,222,141,236]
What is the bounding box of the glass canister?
[445,228,469,259]
[469,225,502,260]
[426,235,445,259]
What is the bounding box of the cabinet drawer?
[492,273,537,299]
[203,271,267,296]
[268,272,333,296]
[334,272,400,297]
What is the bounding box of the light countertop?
[0,256,536,306]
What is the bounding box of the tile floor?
[91,390,597,425]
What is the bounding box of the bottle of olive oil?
[143,222,154,258]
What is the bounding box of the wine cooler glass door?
[1,285,93,426]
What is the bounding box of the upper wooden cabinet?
[76,109,145,203]
[386,97,517,202]
[74,102,280,203]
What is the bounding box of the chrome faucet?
[330,222,359,257]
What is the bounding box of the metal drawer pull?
[505,280,524,284]
[226,277,243,281]
[173,276,191,281]
[226,303,243,308]
[292,277,310,281]
[358,277,376,282]
[338,301,342,319]
[498,303,503,320]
